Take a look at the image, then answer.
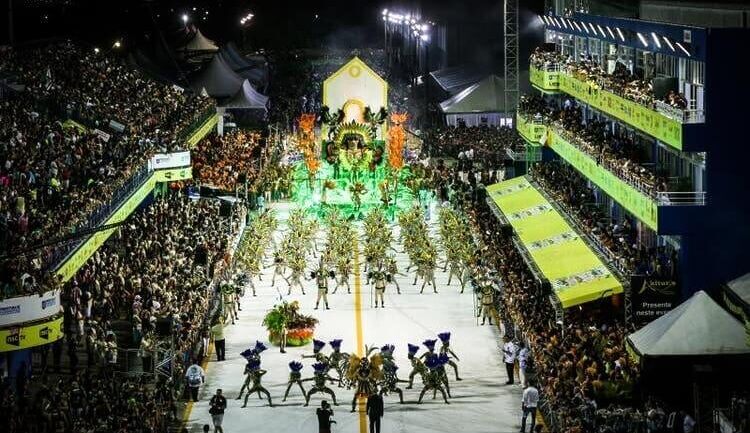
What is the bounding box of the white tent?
[191,55,244,99]
[439,75,512,127]
[627,291,750,358]
[220,80,268,111]
[180,28,218,52]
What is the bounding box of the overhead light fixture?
[382,8,388,15]
[597,24,606,38]
[573,21,582,32]
[651,32,662,49]
[616,27,625,42]
[637,32,649,47]
[420,34,430,42]
[606,26,615,39]
[663,36,675,52]
[560,18,568,29]
[589,23,598,35]
[581,22,590,34]
[552,17,561,28]
[676,42,691,57]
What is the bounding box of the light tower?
[503,0,519,120]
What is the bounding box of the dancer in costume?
[327,339,349,385]
[238,341,267,397]
[420,339,452,398]
[286,257,306,296]
[385,255,403,294]
[282,361,306,402]
[379,363,406,404]
[345,348,383,412]
[267,252,290,287]
[311,259,333,310]
[303,339,330,366]
[438,332,462,381]
[417,354,450,404]
[238,359,273,407]
[332,257,352,294]
[303,362,339,406]
[369,264,388,308]
[419,339,437,361]
[406,343,426,389]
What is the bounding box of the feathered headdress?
[289,361,304,372]
[255,341,268,352]
[329,339,343,350]
[438,332,451,343]
[424,354,443,370]
[312,362,328,373]
[380,344,395,355]
[407,343,420,356]
[423,339,437,350]
[313,339,326,352]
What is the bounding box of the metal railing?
[655,100,706,124]
[656,191,707,206]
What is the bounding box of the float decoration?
[262,301,319,347]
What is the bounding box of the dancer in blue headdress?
[417,354,450,404]
[438,332,462,381]
[406,343,426,389]
[238,358,273,407]
[303,362,339,406]
[282,361,307,402]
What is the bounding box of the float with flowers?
[262,300,319,346]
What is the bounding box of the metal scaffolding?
[503,0,520,118]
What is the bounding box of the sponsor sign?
[0,315,64,352]
[92,128,111,142]
[151,151,191,170]
[631,275,679,325]
[0,290,62,327]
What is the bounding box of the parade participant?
[369,264,388,308]
[345,348,383,413]
[239,359,273,408]
[283,361,307,402]
[303,339,330,366]
[503,336,518,385]
[405,344,426,390]
[303,362,340,406]
[311,259,333,310]
[332,257,352,294]
[327,339,349,384]
[268,252,290,287]
[379,363,405,404]
[479,283,495,325]
[417,354,450,405]
[221,282,238,325]
[437,332,462,381]
[419,339,437,361]
[286,256,307,296]
[435,353,453,399]
[385,255,403,294]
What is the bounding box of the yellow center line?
[352,237,367,433]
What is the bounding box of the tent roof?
[217,45,268,90]
[181,28,218,52]
[627,291,750,357]
[440,75,506,114]
[726,272,750,308]
[429,66,485,95]
[191,54,244,99]
[220,80,268,110]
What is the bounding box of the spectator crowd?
[0,42,211,299]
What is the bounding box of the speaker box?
[155,317,173,337]
[653,77,679,100]
[219,202,232,217]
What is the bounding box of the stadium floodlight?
[663,36,675,52]
[676,42,691,57]
[421,23,429,31]
[413,30,419,36]
[637,32,649,47]
[181,14,188,24]
[616,27,625,42]
[113,41,121,49]
[606,26,615,39]
[651,32,662,49]
[420,34,430,42]
[382,8,388,15]
[93,47,100,53]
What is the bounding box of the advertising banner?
[516,113,547,145]
[0,290,62,327]
[631,275,679,326]
[151,151,191,170]
[0,315,64,352]
[530,66,560,91]
[558,72,682,150]
[549,130,659,230]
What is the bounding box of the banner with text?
[631,275,679,326]
[0,290,62,327]
[0,315,64,352]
